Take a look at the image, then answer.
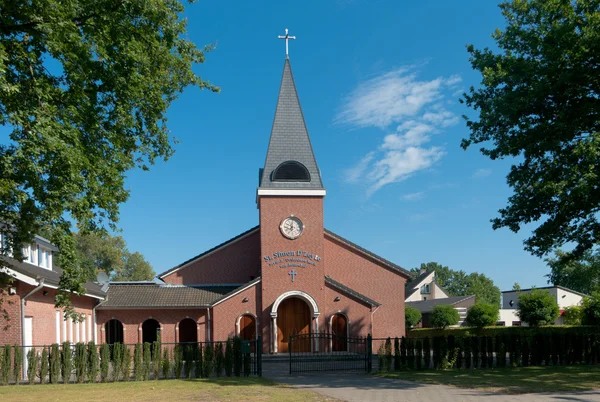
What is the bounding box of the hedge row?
[377,332,600,371]
[407,325,600,339]
[0,337,254,385]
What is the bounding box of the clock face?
[280,216,303,240]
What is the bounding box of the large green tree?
[546,249,600,294]
[461,0,600,260]
[0,0,217,317]
[411,262,501,305]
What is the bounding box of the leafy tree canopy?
[581,292,600,325]
[410,262,501,305]
[516,289,560,326]
[430,304,460,329]
[563,305,582,325]
[466,303,499,328]
[405,306,422,329]
[546,249,600,294]
[0,0,217,318]
[461,0,600,259]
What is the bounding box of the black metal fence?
[288,333,371,374]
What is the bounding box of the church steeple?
[258,58,325,194]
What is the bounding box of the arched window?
[238,315,256,341]
[105,319,124,344]
[142,319,160,344]
[178,318,197,344]
[331,313,348,352]
[271,161,310,182]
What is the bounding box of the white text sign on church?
[263,250,322,269]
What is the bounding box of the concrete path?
[263,364,600,402]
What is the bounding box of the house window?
[496,321,506,326]
[38,247,51,269]
[25,245,38,265]
[420,284,431,294]
[512,321,522,326]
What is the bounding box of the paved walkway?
[263,363,600,402]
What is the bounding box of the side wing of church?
[96,56,410,353]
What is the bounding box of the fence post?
[257,335,262,377]
[367,334,372,373]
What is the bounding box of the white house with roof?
[499,285,586,326]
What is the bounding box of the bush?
[243,351,251,377]
[224,339,233,377]
[214,342,224,377]
[393,337,400,371]
[582,292,600,325]
[161,348,170,379]
[49,344,60,384]
[183,345,194,379]
[40,347,49,384]
[563,306,582,325]
[194,345,202,379]
[61,342,72,384]
[152,341,161,380]
[415,339,423,370]
[384,338,392,372]
[27,349,37,385]
[121,346,131,381]
[422,337,431,369]
[133,344,143,381]
[143,343,151,381]
[173,345,183,379]
[0,345,9,385]
[405,306,422,329]
[233,337,241,377]
[74,343,87,383]
[111,343,122,382]
[100,343,110,382]
[466,303,499,328]
[202,343,213,378]
[517,289,560,326]
[13,345,22,384]
[431,305,460,329]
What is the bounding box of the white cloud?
[472,168,492,179]
[340,66,461,195]
[401,192,425,201]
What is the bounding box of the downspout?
[369,304,380,337]
[21,277,45,380]
[92,300,101,344]
[206,308,211,342]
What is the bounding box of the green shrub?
[143,343,151,381]
[466,303,499,328]
[152,341,161,380]
[173,345,183,379]
[40,347,49,384]
[100,343,110,382]
[49,344,60,384]
[13,345,22,384]
[194,345,202,379]
[406,337,414,369]
[243,351,251,377]
[233,337,241,377]
[430,305,460,329]
[405,306,422,329]
[214,342,224,377]
[110,343,121,382]
[161,348,170,379]
[517,289,560,326]
[455,337,463,369]
[74,343,87,383]
[183,345,194,379]
[463,336,471,369]
[61,342,72,384]
[415,339,423,370]
[563,306,583,325]
[384,338,392,372]
[582,293,600,325]
[377,344,385,372]
[202,343,213,378]
[121,346,131,381]
[133,344,143,381]
[400,336,407,368]
[393,337,400,371]
[27,349,37,385]
[0,345,9,385]
[422,337,431,369]
[224,339,233,377]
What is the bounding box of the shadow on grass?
[377,365,600,394]
[181,377,279,387]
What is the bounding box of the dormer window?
[271,161,310,182]
[38,247,51,269]
[420,284,431,294]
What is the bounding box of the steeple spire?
[258,57,325,194]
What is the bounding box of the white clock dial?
[280,216,303,240]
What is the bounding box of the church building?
[1,47,411,354]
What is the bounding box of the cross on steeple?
[288,269,298,282]
[278,28,296,58]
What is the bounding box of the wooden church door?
[331,314,348,352]
[277,297,311,353]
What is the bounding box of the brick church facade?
[2,56,410,353]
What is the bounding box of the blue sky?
[5,0,554,290]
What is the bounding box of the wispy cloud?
[472,168,492,179]
[401,192,425,201]
[338,66,461,196]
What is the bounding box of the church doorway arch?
[331,313,348,352]
[105,319,124,344]
[142,319,160,344]
[178,318,197,343]
[238,314,256,341]
[277,298,311,353]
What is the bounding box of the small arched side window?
[271,161,310,182]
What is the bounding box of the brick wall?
[212,283,261,341]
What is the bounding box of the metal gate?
[289,333,372,374]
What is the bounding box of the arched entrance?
[331,313,348,352]
[142,319,160,344]
[277,297,311,353]
[239,315,256,341]
[105,319,124,344]
[178,318,197,343]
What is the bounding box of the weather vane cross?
[278,28,296,58]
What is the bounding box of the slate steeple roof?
[259,58,324,190]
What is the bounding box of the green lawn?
[377,365,600,394]
[0,377,337,402]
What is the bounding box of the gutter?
[370,304,380,337]
[206,308,211,342]
[92,301,102,344]
[21,277,45,380]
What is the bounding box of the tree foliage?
[410,262,501,305]
[517,289,560,326]
[466,303,499,328]
[546,249,600,294]
[581,292,600,325]
[461,0,600,259]
[0,0,217,318]
[430,305,460,329]
[405,306,422,329]
[562,305,582,325]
